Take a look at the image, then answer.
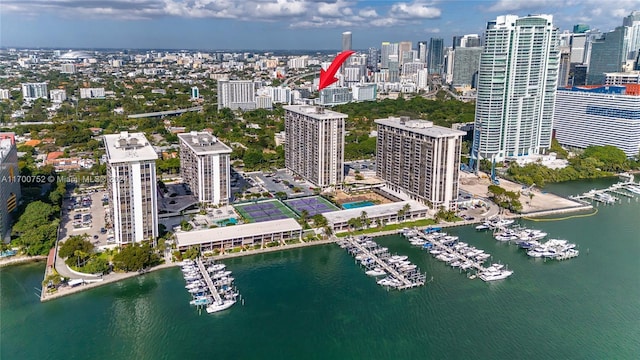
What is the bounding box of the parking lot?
[250,169,315,198]
[59,188,112,249]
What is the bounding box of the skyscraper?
[587,27,626,85]
[623,11,640,61]
[380,42,398,69]
[0,133,20,242]
[104,132,158,245]
[375,117,464,210]
[191,86,199,100]
[178,132,232,205]
[284,105,346,188]
[399,41,412,64]
[418,41,428,63]
[573,24,590,33]
[452,47,482,88]
[427,38,444,75]
[472,15,559,161]
[342,31,352,51]
[367,47,379,71]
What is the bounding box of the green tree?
[12,201,57,234]
[112,243,160,272]
[59,235,94,267]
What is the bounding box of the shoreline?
[34,201,593,302]
[0,255,47,268]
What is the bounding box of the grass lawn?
[336,218,438,237]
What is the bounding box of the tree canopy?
[112,243,160,272]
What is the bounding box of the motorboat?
[365,268,386,277]
[207,264,226,272]
[479,270,513,281]
[189,297,212,306]
[206,299,236,313]
[387,255,409,264]
[212,270,232,279]
[188,287,205,294]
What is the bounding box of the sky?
[0,0,638,50]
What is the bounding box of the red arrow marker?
[318,50,356,91]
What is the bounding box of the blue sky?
[0,1,637,50]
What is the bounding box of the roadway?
[283,71,318,86]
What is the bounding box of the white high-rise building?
[270,87,292,104]
[21,83,48,100]
[553,85,640,158]
[104,132,158,245]
[0,89,10,100]
[342,31,352,51]
[217,79,256,110]
[351,83,377,101]
[287,56,308,69]
[80,88,105,99]
[375,117,464,210]
[417,69,430,90]
[49,89,67,103]
[178,132,232,205]
[60,63,76,74]
[191,86,199,100]
[284,105,346,188]
[472,14,559,162]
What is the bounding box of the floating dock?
[338,236,426,290]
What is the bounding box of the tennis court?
[234,200,298,223]
[284,196,340,217]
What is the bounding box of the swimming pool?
[341,201,375,210]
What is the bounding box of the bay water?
[2,179,639,359]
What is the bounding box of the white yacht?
[479,269,513,281]
[365,268,386,277]
[387,255,409,264]
[206,299,236,313]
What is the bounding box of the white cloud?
[1,0,446,29]
[358,8,378,18]
[389,1,441,19]
[487,0,558,12]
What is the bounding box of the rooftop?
[559,85,640,96]
[323,200,429,225]
[284,105,348,120]
[103,132,158,163]
[375,117,466,138]
[0,133,15,163]
[175,218,302,248]
[178,131,232,155]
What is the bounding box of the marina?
[181,258,240,314]
[401,227,513,282]
[570,180,640,204]
[337,236,426,290]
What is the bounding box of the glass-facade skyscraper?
[427,38,444,74]
[587,27,626,85]
[472,14,559,162]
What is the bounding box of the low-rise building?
[175,218,302,252]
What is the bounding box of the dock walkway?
[342,236,420,290]
[196,258,222,304]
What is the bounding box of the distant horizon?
[1,1,635,50]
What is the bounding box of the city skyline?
[1,1,637,50]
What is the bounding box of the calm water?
[2,179,639,359]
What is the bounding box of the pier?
[195,258,223,304]
[571,181,639,204]
[340,236,425,290]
